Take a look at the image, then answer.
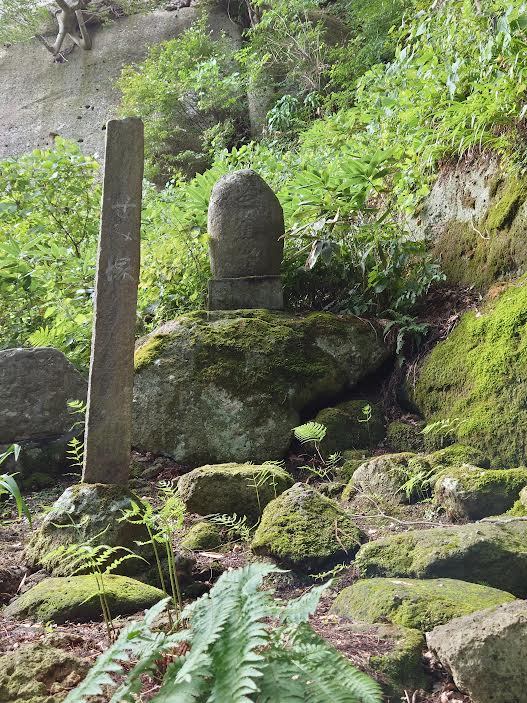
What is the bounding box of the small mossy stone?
[386,421,425,453]
[132,310,390,465]
[25,483,150,576]
[4,575,165,624]
[414,279,527,467]
[434,465,527,520]
[332,577,515,632]
[177,463,293,521]
[336,450,372,482]
[251,483,362,571]
[367,624,426,697]
[181,521,221,551]
[355,521,527,597]
[351,453,417,504]
[0,642,89,703]
[315,400,385,453]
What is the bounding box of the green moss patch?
[355,521,527,597]
[251,483,362,571]
[414,279,527,467]
[332,577,515,632]
[386,421,425,453]
[181,521,221,551]
[4,575,164,624]
[315,399,385,453]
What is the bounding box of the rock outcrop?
[133,310,390,465]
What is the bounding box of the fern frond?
[293,421,327,445]
[280,581,332,625]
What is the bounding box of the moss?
[4,575,164,624]
[434,466,527,520]
[181,521,221,551]
[506,499,527,517]
[177,463,293,521]
[386,421,425,453]
[251,483,362,571]
[350,452,417,503]
[0,642,88,703]
[332,577,515,632]
[315,399,385,453]
[485,176,527,231]
[369,625,426,697]
[21,472,55,491]
[355,521,527,597]
[134,334,169,372]
[414,279,527,467]
[337,453,371,483]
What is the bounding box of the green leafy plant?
[207,513,253,542]
[43,534,145,640]
[66,399,87,471]
[247,464,281,513]
[64,563,383,703]
[120,482,186,614]
[0,444,31,525]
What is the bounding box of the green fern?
[0,444,31,525]
[65,563,383,703]
[293,421,327,445]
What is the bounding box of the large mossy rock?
[177,463,293,521]
[434,465,527,520]
[4,574,164,623]
[332,577,515,632]
[251,483,362,571]
[349,453,416,503]
[0,642,88,703]
[413,279,527,467]
[355,521,527,597]
[314,399,385,453]
[132,310,390,464]
[386,420,425,453]
[427,600,527,703]
[25,483,150,576]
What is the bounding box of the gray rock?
[132,310,390,465]
[426,600,527,703]
[177,463,293,521]
[315,399,385,454]
[208,170,284,279]
[351,453,416,504]
[355,520,527,597]
[0,347,86,443]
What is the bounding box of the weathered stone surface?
[0,642,88,703]
[315,399,385,454]
[332,577,515,632]
[82,118,143,485]
[132,310,390,464]
[4,574,164,623]
[434,465,527,520]
[208,275,284,310]
[350,453,416,504]
[177,463,293,521]
[426,600,527,703]
[25,483,150,575]
[0,434,72,481]
[355,521,527,597]
[0,347,86,443]
[386,420,425,453]
[208,169,284,279]
[251,483,362,571]
[0,7,241,162]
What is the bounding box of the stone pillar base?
[208,276,284,310]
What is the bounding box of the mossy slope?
[414,279,527,466]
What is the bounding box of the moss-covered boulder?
[25,483,150,576]
[355,521,527,597]
[386,421,425,453]
[331,622,426,697]
[132,310,390,465]
[251,483,362,571]
[349,453,416,503]
[336,450,373,482]
[413,279,527,466]
[0,642,88,703]
[4,574,164,624]
[181,521,221,551]
[408,444,490,473]
[434,465,527,520]
[177,463,293,521]
[314,400,385,453]
[332,577,515,632]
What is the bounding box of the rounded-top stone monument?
[207,169,285,310]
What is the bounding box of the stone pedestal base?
[208,276,284,310]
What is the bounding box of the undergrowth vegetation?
[2,0,527,366]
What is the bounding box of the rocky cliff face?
[0,6,239,160]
